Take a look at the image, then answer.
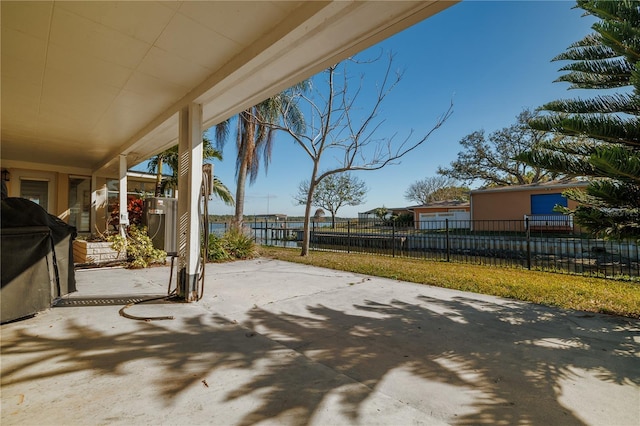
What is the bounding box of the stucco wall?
[471,188,582,221]
[412,206,470,215]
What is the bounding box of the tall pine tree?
[519,0,640,240]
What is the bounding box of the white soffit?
[0,1,456,176]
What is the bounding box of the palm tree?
[147,136,234,205]
[214,82,308,228]
[520,0,640,240]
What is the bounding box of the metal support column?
[177,103,203,301]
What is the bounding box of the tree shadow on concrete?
[1,295,637,425]
[1,314,274,401]
[231,296,638,425]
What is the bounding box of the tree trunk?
[233,161,248,231]
[155,157,163,197]
[300,187,315,256]
[301,163,320,256]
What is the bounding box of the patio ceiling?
[1,1,456,177]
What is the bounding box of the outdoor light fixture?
[1,169,10,181]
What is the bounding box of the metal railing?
[524,214,574,232]
[216,218,640,279]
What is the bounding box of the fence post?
[347,220,351,254]
[446,219,450,262]
[525,218,531,270]
[283,220,287,246]
[264,219,268,246]
[253,217,257,243]
[392,220,396,257]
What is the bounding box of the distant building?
[358,207,411,222]
[409,200,471,230]
[470,180,589,232]
[253,214,287,221]
[358,180,588,233]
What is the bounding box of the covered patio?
[2,260,638,425]
[2,3,638,424]
[1,0,455,300]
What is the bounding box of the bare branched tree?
[294,173,367,228]
[404,176,461,205]
[270,54,453,255]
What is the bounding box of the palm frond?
[552,34,617,61]
[214,119,231,151]
[554,66,631,89]
[586,179,640,208]
[212,176,234,206]
[589,145,640,183]
[529,114,640,146]
[572,204,640,240]
[541,93,639,114]
[557,56,634,76]
[517,148,596,176]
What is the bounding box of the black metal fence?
[233,218,639,279]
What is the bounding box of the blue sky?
[162,1,599,218]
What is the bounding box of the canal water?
[209,221,333,249]
[209,221,331,236]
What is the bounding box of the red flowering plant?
[110,197,144,229]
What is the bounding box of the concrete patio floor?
[1,258,639,425]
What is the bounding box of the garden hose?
[196,168,211,301]
[120,167,211,321]
[118,296,175,321]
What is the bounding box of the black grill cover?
[1,196,77,322]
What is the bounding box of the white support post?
[119,154,129,237]
[90,173,97,235]
[177,103,203,301]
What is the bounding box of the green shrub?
[207,233,231,261]
[222,228,257,259]
[108,225,167,268]
[207,229,257,261]
[394,212,414,227]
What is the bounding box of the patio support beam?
[90,173,97,235]
[177,103,203,301]
[118,154,129,236]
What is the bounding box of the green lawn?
[258,246,640,319]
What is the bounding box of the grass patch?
[259,246,640,319]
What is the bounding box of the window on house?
[20,179,49,210]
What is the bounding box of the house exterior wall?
[5,168,63,215]
[412,206,470,215]
[471,188,581,221]
[471,186,584,232]
[472,190,530,222]
[2,165,160,236]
